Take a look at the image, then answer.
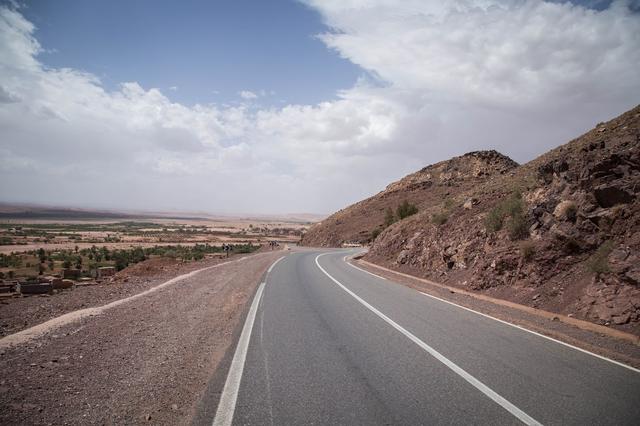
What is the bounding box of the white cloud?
[0,2,639,214]
[238,90,258,99]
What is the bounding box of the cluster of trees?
[1,243,261,279]
[0,253,22,268]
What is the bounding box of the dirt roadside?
[0,250,285,425]
[0,253,267,338]
[353,258,640,370]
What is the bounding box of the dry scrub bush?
[431,212,448,226]
[520,242,536,261]
[587,241,614,274]
[485,191,528,240]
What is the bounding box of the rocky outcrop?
[301,150,518,247]
[365,105,640,334]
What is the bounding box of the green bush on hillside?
[396,200,418,220]
[485,191,528,240]
[587,241,614,274]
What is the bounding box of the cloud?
[0,85,19,103]
[0,2,639,214]
[238,90,258,99]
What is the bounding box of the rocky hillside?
[365,105,640,335]
[301,150,518,246]
[304,105,640,335]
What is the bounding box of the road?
[212,249,640,425]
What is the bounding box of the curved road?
[211,249,640,425]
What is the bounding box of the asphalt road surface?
[212,249,640,425]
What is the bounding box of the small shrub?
[520,242,536,261]
[485,191,526,235]
[371,229,381,241]
[397,200,418,220]
[443,198,455,210]
[508,212,529,240]
[587,241,614,274]
[431,212,448,226]
[503,191,524,217]
[563,238,581,254]
[383,208,396,227]
[485,208,504,232]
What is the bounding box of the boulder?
[593,185,634,208]
[553,200,577,221]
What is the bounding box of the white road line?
[345,258,387,280]
[213,255,286,426]
[417,291,640,374]
[268,255,285,273]
[213,282,265,426]
[0,253,266,350]
[343,257,640,374]
[316,253,542,426]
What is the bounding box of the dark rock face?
[593,186,634,208]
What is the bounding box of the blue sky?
[1,1,638,214]
[21,0,362,107]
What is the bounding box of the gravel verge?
[0,250,285,425]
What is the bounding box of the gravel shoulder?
[0,250,285,425]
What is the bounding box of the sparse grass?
[443,198,455,210]
[586,241,614,274]
[431,198,456,227]
[383,207,396,227]
[508,213,529,240]
[485,208,504,232]
[520,242,536,261]
[431,212,448,226]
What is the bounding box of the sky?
[0,0,639,215]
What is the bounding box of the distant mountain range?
[0,203,326,223]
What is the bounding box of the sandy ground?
[0,250,284,425]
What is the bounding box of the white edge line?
[268,255,285,273]
[341,255,640,374]
[0,253,267,350]
[212,282,265,426]
[345,257,387,281]
[213,255,286,426]
[417,291,640,374]
[316,253,541,426]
